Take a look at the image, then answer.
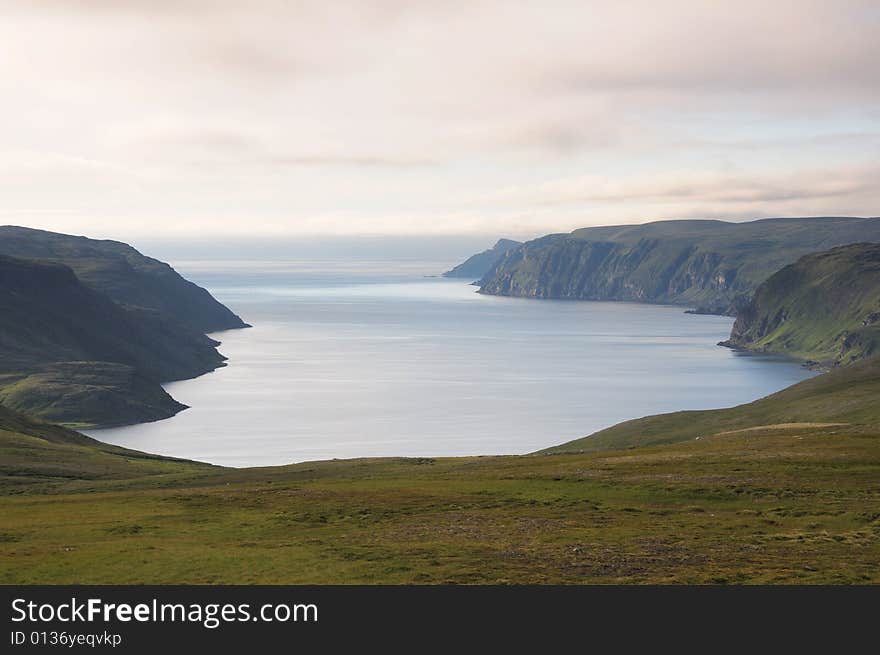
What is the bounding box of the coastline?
[82,279,814,468]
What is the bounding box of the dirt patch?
[713,423,848,436]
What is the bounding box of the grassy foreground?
[1,359,879,584]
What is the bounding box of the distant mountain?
[477,217,880,314]
[0,254,230,426]
[443,238,521,279]
[721,243,880,366]
[0,226,248,333]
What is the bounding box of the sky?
[1,0,878,242]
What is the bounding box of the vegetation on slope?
[721,243,880,365]
[1,354,878,583]
[477,217,880,314]
[1,422,877,584]
[443,238,521,279]
[543,355,880,454]
[0,363,187,428]
[0,405,211,494]
[0,253,228,426]
[3,227,879,584]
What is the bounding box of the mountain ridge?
[474,217,880,314]
[0,226,249,333]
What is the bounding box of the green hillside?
[478,217,880,313]
[543,355,880,454]
[0,226,248,333]
[0,254,227,426]
[0,405,211,493]
[722,244,880,365]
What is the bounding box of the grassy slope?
[0,406,213,494]
[543,355,880,454]
[723,243,880,365]
[0,363,188,428]
[0,255,224,426]
[478,217,880,312]
[2,360,878,584]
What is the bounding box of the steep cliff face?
[722,243,880,365]
[478,217,880,313]
[479,236,751,312]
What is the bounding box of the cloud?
[262,155,435,168]
[483,165,880,207]
[0,1,878,237]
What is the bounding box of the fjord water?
[89,261,816,467]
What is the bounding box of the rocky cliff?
[477,217,880,314]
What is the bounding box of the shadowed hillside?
[0,226,248,334]
[0,255,230,426]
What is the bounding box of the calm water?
[88,261,816,467]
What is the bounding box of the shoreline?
[76,285,814,468]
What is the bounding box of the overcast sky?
[1,0,878,241]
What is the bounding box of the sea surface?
[89,260,816,467]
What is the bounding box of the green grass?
[0,405,213,494]
[544,355,880,453]
[1,358,879,584]
[1,429,878,584]
[726,243,880,364]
